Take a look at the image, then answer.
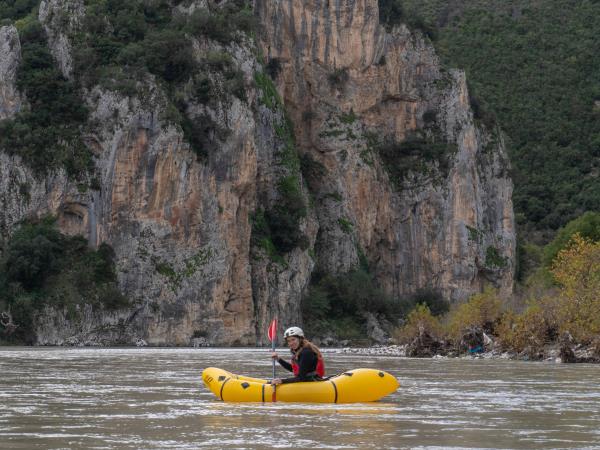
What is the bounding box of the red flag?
[267,318,277,342]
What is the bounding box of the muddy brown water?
[1,347,599,449]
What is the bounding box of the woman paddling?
[270,326,325,385]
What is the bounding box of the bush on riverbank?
[395,233,600,356]
[393,304,443,344]
[446,287,502,341]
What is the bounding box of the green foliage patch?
[328,68,349,88]
[0,0,40,22]
[252,70,308,261]
[395,0,600,234]
[374,134,457,188]
[252,175,308,258]
[378,0,437,39]
[485,246,507,269]
[0,217,129,344]
[0,18,91,178]
[542,212,600,267]
[302,268,401,341]
[71,0,253,159]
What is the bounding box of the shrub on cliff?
[379,0,404,30]
[302,268,400,341]
[378,0,437,39]
[0,18,91,178]
[375,135,457,188]
[186,1,256,44]
[0,218,129,344]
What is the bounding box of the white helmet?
[283,326,304,340]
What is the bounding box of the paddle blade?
[267,319,277,342]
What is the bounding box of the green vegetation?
[485,246,507,269]
[339,110,357,124]
[0,1,256,173]
[328,68,349,88]
[302,268,400,342]
[72,0,255,88]
[446,287,503,340]
[184,0,256,44]
[252,69,308,262]
[378,0,404,30]
[396,233,600,354]
[393,0,600,235]
[517,212,600,286]
[374,134,457,188]
[338,217,353,234]
[393,303,444,343]
[265,58,282,80]
[252,174,308,259]
[378,0,437,39]
[466,225,483,244]
[153,248,213,292]
[0,0,39,22]
[402,288,450,317]
[0,217,128,344]
[254,71,281,110]
[0,17,91,178]
[70,0,254,160]
[542,212,600,267]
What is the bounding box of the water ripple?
[1,347,600,449]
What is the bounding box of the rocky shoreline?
[339,343,600,364]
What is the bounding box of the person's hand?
[271,378,282,385]
[271,352,279,360]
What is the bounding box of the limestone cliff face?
[0,0,514,345]
[256,0,515,300]
[0,2,315,345]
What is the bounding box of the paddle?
[267,318,277,402]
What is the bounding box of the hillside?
[395,0,600,241]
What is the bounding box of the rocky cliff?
[256,0,514,299]
[0,0,514,346]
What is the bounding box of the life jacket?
[291,350,325,377]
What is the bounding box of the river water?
[1,347,599,449]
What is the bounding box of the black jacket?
[277,347,319,384]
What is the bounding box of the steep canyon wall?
[0,0,514,345]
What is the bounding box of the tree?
[543,212,600,267]
[394,303,443,344]
[550,234,600,343]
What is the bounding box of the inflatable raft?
[202,367,399,403]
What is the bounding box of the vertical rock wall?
[0,0,515,345]
[256,0,515,301]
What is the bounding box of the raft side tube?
[332,369,400,403]
[202,367,399,403]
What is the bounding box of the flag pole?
[267,318,277,402]
[271,329,276,380]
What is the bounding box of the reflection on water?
[1,347,599,449]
